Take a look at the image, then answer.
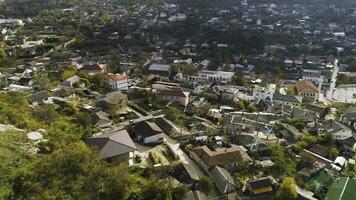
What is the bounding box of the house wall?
[109,152,131,165]
[108,79,128,91]
[143,133,165,144]
[298,92,318,101]
[273,99,300,106]
[190,152,210,173]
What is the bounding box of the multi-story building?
[176,70,235,83]
[105,73,129,91]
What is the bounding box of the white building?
[332,85,356,103]
[253,84,276,103]
[176,70,234,83]
[105,73,129,91]
[158,87,189,106]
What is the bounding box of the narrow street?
[326,59,339,101]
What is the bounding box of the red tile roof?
[295,80,318,93]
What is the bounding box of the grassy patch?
[0,129,34,198]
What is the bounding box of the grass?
[0,129,35,198]
[325,177,356,200]
[306,169,334,192]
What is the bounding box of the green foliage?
[164,107,191,127]
[347,59,356,72]
[270,144,297,177]
[336,74,356,86]
[0,92,37,130]
[298,152,316,169]
[0,41,6,61]
[230,73,247,86]
[61,64,77,80]
[0,130,34,199]
[10,142,132,200]
[197,176,213,193]
[276,177,297,200]
[173,184,188,196]
[293,132,317,152]
[88,74,107,91]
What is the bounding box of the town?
[0,0,356,199]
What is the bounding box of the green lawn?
[325,177,356,200]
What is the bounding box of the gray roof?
[86,129,136,159]
[210,166,237,194]
[214,85,238,94]
[149,63,171,71]
[97,91,127,105]
[273,93,301,104]
[27,90,50,103]
[343,106,356,119]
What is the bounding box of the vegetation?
[0,129,34,198]
[10,142,173,200]
[336,74,356,86]
[276,177,298,200]
[270,144,297,177]
[197,176,213,193]
[293,132,317,152]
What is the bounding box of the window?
[353,94,356,99]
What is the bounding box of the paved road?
[326,59,339,101]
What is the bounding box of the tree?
[0,41,6,61]
[230,73,247,86]
[270,144,286,174]
[10,142,131,200]
[347,59,356,72]
[197,176,213,193]
[276,177,297,200]
[61,64,77,80]
[299,152,315,168]
[330,147,339,159]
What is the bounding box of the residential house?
[302,69,322,86]
[78,62,107,75]
[295,80,319,101]
[340,106,356,131]
[105,73,129,91]
[96,91,128,115]
[272,93,302,106]
[339,136,356,155]
[148,63,172,80]
[152,81,180,90]
[157,87,189,106]
[246,177,274,196]
[27,90,51,105]
[210,166,238,194]
[133,121,165,145]
[62,75,81,88]
[17,77,34,86]
[86,129,136,164]
[213,85,239,101]
[91,111,113,129]
[190,145,244,172]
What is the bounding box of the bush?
[197,176,213,193]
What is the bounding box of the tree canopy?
[276,177,298,200]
